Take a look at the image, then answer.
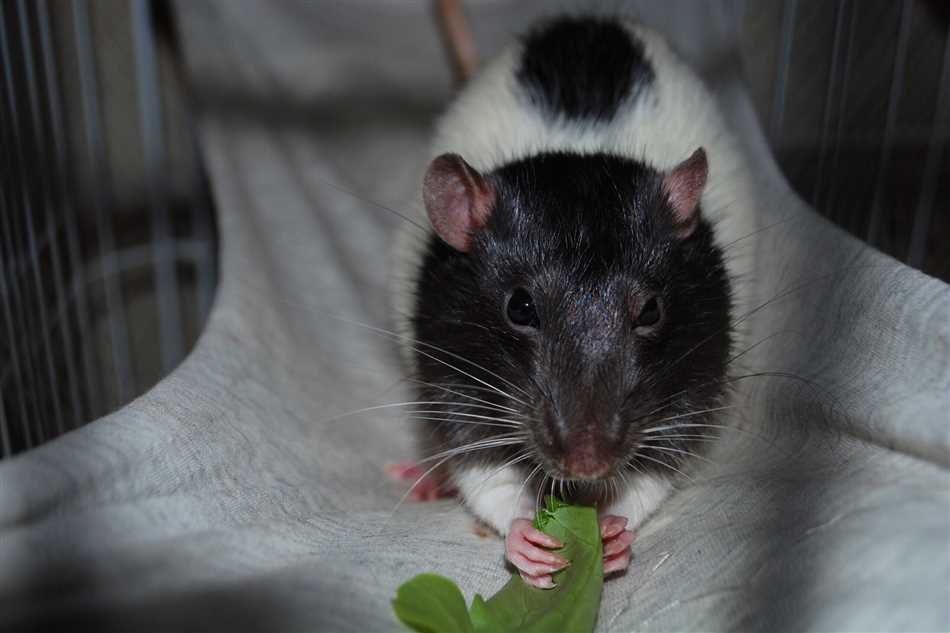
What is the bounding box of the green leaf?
[392,499,603,633]
[473,499,603,633]
[469,594,503,632]
[392,573,475,633]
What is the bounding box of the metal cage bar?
[37,0,102,425]
[16,0,69,437]
[908,26,950,269]
[72,0,136,406]
[769,0,798,141]
[132,0,184,374]
[866,0,913,246]
[0,0,45,447]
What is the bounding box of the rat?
[389,15,739,589]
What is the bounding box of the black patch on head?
[517,16,654,121]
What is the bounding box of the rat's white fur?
[391,21,753,534]
[454,464,674,536]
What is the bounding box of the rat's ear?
[423,153,495,252]
[662,147,708,239]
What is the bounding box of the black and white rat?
[391,15,743,588]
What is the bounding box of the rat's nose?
[562,432,612,480]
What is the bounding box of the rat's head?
[412,149,732,484]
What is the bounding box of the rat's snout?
[542,406,618,480]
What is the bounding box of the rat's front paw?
[505,518,567,589]
[599,515,635,574]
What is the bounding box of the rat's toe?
[602,529,635,557]
[506,518,568,578]
[599,514,629,539]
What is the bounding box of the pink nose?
[562,435,611,480]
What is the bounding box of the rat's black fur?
[411,152,733,490]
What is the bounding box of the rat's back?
[429,16,735,187]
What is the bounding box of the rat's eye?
[635,296,663,330]
[506,288,539,329]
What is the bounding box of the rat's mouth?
[532,466,625,506]
[561,461,612,481]
[535,453,620,484]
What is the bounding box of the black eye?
[636,296,662,329]
[506,288,539,329]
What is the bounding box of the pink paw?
[506,518,568,589]
[505,515,635,587]
[599,515,635,575]
[385,461,457,501]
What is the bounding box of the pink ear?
[423,153,495,252]
[662,147,708,239]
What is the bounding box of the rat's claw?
[506,518,567,588]
[599,514,635,576]
[603,546,632,574]
[519,571,556,589]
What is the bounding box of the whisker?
[415,434,527,466]
[309,171,430,234]
[513,463,544,524]
[639,405,736,430]
[630,449,695,482]
[625,457,646,478]
[642,444,717,465]
[464,450,535,501]
[408,379,519,413]
[327,315,533,402]
[718,213,801,253]
[650,256,877,386]
[639,433,718,442]
[642,422,745,434]
[405,410,526,426]
[725,329,802,367]
[406,345,529,406]
[621,387,691,422]
[404,415,520,429]
[536,473,549,510]
[315,400,517,425]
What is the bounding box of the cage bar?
[0,1,46,444]
[132,0,185,374]
[16,0,68,437]
[907,27,950,269]
[769,0,798,141]
[72,0,136,406]
[866,0,912,247]
[36,0,102,422]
